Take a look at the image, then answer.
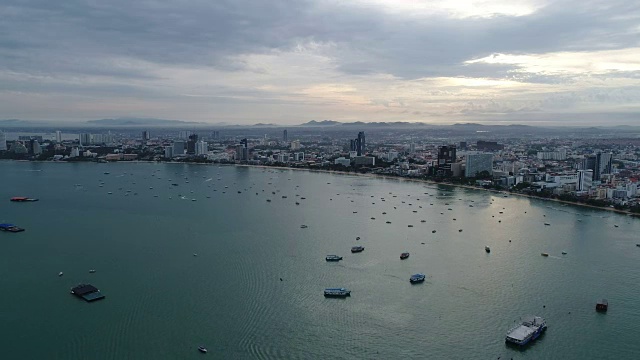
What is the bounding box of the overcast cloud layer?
[1,0,639,125]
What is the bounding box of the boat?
[505,316,547,346]
[561,251,567,255]
[407,225,413,227]
[386,221,391,224]
[0,224,25,232]
[10,197,39,202]
[198,346,208,353]
[89,269,96,273]
[324,288,351,297]
[410,273,426,283]
[485,246,490,253]
[421,220,426,223]
[400,252,410,260]
[614,225,619,228]
[300,225,308,228]
[351,246,365,253]
[544,223,551,226]
[432,230,436,233]
[296,202,300,205]
[596,299,608,312]
[637,244,640,247]
[541,253,549,257]
[459,229,463,232]
[325,255,343,261]
[58,272,63,277]
[266,199,271,202]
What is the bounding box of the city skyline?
[1,1,639,125]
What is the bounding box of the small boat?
[103,172,110,175]
[10,197,39,202]
[459,229,463,232]
[562,251,567,255]
[400,252,410,260]
[432,230,436,233]
[296,202,300,205]
[266,199,271,202]
[89,269,96,273]
[386,221,391,224]
[0,224,25,232]
[544,223,550,226]
[614,225,619,228]
[421,220,426,223]
[382,212,387,214]
[351,246,365,253]
[636,244,640,247]
[408,225,413,228]
[596,299,608,312]
[541,253,549,257]
[356,237,360,240]
[324,288,351,297]
[282,195,287,198]
[410,273,426,283]
[370,217,375,220]
[485,246,491,253]
[198,346,208,353]
[58,272,63,277]
[300,225,308,229]
[325,255,343,262]
[505,316,547,346]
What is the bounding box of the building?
[476,140,504,151]
[387,150,398,162]
[164,146,174,158]
[55,131,62,143]
[80,133,92,146]
[459,141,467,150]
[195,141,208,156]
[465,153,493,177]
[334,157,351,166]
[577,169,593,191]
[187,134,198,155]
[354,156,375,166]
[0,131,6,151]
[290,140,301,151]
[283,129,288,142]
[142,131,150,141]
[537,149,567,161]
[70,147,80,158]
[293,152,305,162]
[597,152,612,179]
[409,143,416,153]
[438,145,457,165]
[357,131,365,156]
[277,153,289,163]
[211,130,220,139]
[28,139,41,155]
[173,140,186,156]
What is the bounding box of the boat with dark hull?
[324,288,351,297]
[0,224,25,232]
[325,255,343,262]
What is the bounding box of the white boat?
[58,272,63,277]
[505,316,547,346]
[198,346,208,353]
[324,288,351,297]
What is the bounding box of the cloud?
[0,0,639,124]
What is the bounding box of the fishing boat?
[409,273,426,283]
[351,246,365,253]
[324,288,351,297]
[325,255,343,262]
[400,252,410,260]
[505,316,547,346]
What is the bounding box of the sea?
[1,161,639,359]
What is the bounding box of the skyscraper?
[0,131,6,151]
[55,131,62,143]
[577,169,593,191]
[187,134,198,155]
[195,141,208,155]
[80,133,92,146]
[142,131,150,141]
[465,153,493,177]
[597,152,612,178]
[357,131,365,156]
[173,140,186,156]
[437,145,457,165]
[283,129,288,142]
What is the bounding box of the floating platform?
[71,284,105,302]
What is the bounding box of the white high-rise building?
[577,169,593,191]
[164,146,174,158]
[55,131,62,143]
[80,133,92,146]
[195,141,208,155]
[290,140,301,150]
[0,131,6,151]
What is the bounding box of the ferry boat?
[324,288,351,297]
[10,197,38,202]
[410,273,426,283]
[0,224,25,232]
[351,246,365,253]
[505,316,547,346]
[325,255,343,261]
[400,252,410,260]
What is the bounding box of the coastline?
[3,159,637,217]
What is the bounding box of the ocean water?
[1,161,639,359]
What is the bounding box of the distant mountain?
[252,123,277,127]
[0,119,28,125]
[299,120,341,126]
[87,118,203,126]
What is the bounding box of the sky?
[1,0,639,125]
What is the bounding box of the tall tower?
[357,131,365,156]
[283,129,288,142]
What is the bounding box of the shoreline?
[3,159,637,217]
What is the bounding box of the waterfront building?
[80,133,92,146]
[173,140,186,156]
[187,134,198,155]
[577,169,593,191]
[335,157,351,166]
[196,141,208,156]
[0,131,6,151]
[354,156,375,166]
[55,131,62,143]
[277,153,289,163]
[291,140,301,151]
[465,153,493,177]
[164,146,174,158]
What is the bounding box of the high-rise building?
[357,131,365,156]
[459,141,467,150]
[212,130,220,139]
[597,152,612,179]
[236,138,249,161]
[409,143,416,153]
[80,133,92,146]
[283,129,288,142]
[55,131,62,143]
[0,131,6,151]
[291,140,301,150]
[465,153,493,177]
[164,146,174,158]
[196,141,208,155]
[173,140,186,156]
[142,131,150,141]
[187,134,198,155]
[437,145,457,165]
[577,169,593,191]
[476,140,504,151]
[28,139,42,155]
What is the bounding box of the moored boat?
[351,246,364,253]
[324,288,351,297]
[325,255,343,261]
[0,224,25,232]
[505,316,547,346]
[400,252,410,260]
[409,273,426,283]
[485,246,491,253]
